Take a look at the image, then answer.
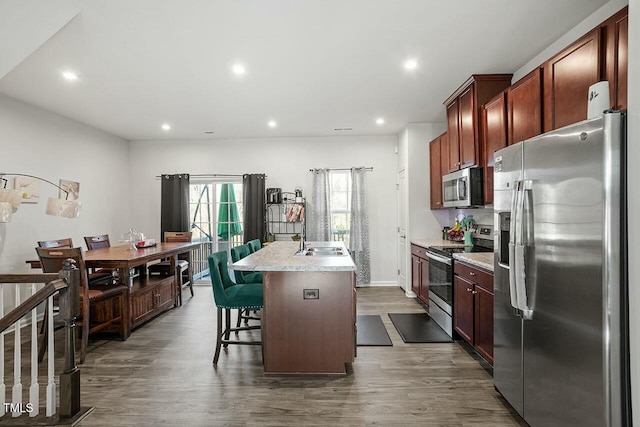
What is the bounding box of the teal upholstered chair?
[208,251,262,364]
[247,239,262,253]
[230,244,263,284]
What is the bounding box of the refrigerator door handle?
[516,180,534,319]
[508,181,521,312]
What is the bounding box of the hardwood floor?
[68,285,524,426]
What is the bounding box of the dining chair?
[36,247,128,364]
[38,237,73,248]
[208,251,262,365]
[247,239,262,253]
[83,234,117,284]
[147,231,193,306]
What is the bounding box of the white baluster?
[12,284,22,417]
[0,286,5,416]
[45,295,55,416]
[29,283,39,417]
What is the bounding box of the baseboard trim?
[359,281,398,287]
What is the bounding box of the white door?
[397,169,407,290]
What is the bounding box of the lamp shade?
[46,197,81,219]
[0,188,21,209]
[0,202,11,223]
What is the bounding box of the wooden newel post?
[58,259,81,418]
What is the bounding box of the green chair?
[230,244,263,284]
[247,239,262,253]
[208,251,262,365]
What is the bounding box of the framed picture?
[14,176,40,203]
[59,179,80,201]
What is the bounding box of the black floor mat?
[356,315,392,346]
[388,313,452,343]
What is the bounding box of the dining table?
[84,241,200,335]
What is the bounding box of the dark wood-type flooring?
[15,285,526,426]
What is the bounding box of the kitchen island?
[232,241,356,374]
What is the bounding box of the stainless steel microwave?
[442,167,484,208]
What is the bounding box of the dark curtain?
[243,174,266,243]
[160,174,190,236]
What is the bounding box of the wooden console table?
[85,242,199,336]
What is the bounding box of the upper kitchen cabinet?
[429,132,448,209]
[482,91,507,206]
[543,28,601,132]
[508,68,542,146]
[444,75,512,173]
[603,6,628,110]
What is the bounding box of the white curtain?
[307,169,331,241]
[349,167,370,286]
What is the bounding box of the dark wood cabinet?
[508,68,542,145]
[453,261,494,364]
[429,132,447,209]
[130,275,176,329]
[410,244,430,305]
[444,75,512,174]
[604,6,628,110]
[543,27,601,132]
[482,91,507,206]
[446,100,460,172]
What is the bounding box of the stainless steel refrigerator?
[493,111,630,426]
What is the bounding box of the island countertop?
[232,241,356,272]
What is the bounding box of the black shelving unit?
[266,192,305,241]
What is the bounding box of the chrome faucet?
[299,215,305,252]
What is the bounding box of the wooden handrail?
[0,278,68,334]
[0,273,59,284]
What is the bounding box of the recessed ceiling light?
[232,64,246,75]
[203,131,215,134]
[403,59,418,70]
[161,123,171,131]
[268,120,277,128]
[376,118,385,125]
[62,71,79,81]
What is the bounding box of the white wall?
[626,0,638,423]
[128,135,398,284]
[513,0,629,82]
[0,94,131,272]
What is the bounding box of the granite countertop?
[410,239,470,249]
[232,241,356,272]
[453,252,495,272]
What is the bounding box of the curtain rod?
[155,173,266,179]
[308,167,373,172]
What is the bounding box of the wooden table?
[85,242,199,335]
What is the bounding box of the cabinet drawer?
[454,261,493,292]
[410,244,429,259]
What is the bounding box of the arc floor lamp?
[0,173,81,223]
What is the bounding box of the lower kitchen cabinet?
[410,244,430,305]
[453,261,494,364]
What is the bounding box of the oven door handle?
[426,251,452,266]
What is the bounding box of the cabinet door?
[446,100,460,172]
[543,27,601,131]
[440,132,449,182]
[508,68,542,145]
[130,287,155,327]
[419,257,429,305]
[453,276,474,344]
[474,285,494,364]
[482,92,507,206]
[411,255,420,295]
[604,7,628,110]
[459,84,477,168]
[429,136,443,209]
[156,279,175,311]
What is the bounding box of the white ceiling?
[0,0,610,141]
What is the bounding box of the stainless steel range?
[426,227,493,337]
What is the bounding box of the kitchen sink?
[295,246,348,256]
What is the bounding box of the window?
[329,170,351,246]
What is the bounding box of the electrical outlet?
[303,289,319,299]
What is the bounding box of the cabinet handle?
[466,288,473,292]
[471,290,478,295]
[469,272,476,276]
